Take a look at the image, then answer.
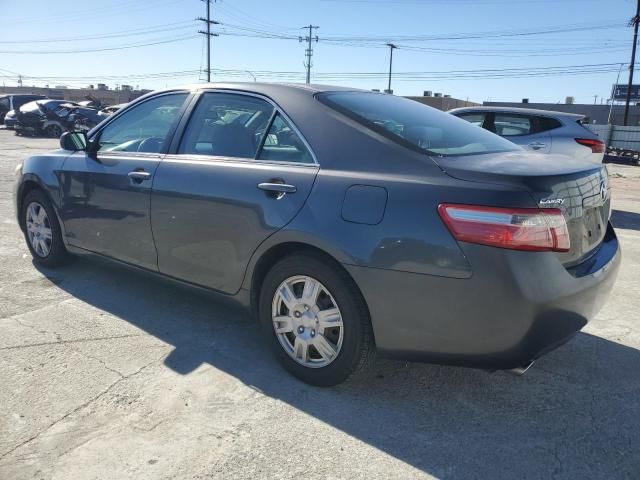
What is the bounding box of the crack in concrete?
[0,351,166,461]
[0,333,148,351]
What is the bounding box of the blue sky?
[0,0,636,103]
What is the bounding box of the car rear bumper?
[345,223,620,370]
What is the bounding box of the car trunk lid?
[433,151,611,267]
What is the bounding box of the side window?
[257,113,313,163]
[179,93,274,158]
[97,93,188,153]
[456,112,485,127]
[493,114,532,136]
[538,116,562,132]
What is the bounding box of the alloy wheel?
[25,202,52,258]
[271,275,344,368]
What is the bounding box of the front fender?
[16,151,73,237]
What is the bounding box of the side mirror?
[60,131,87,151]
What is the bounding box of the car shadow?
[37,257,640,478]
[611,209,640,231]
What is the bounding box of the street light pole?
[386,43,397,93]
[608,62,625,125]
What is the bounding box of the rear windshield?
[317,92,520,157]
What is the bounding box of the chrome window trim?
[190,88,319,165]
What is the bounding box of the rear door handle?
[528,142,546,150]
[128,171,152,182]
[258,182,297,197]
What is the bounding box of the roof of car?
[448,105,585,120]
[154,82,366,97]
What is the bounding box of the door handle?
[258,182,297,198]
[528,142,546,150]
[128,171,152,183]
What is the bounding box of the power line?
[0,35,198,54]
[6,63,624,84]
[0,21,196,44]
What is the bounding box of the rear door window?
[456,112,486,127]
[179,92,274,159]
[257,113,313,163]
[493,114,533,136]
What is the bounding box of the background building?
[0,85,150,105]
[483,100,640,126]
[405,91,479,111]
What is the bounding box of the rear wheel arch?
[249,242,372,330]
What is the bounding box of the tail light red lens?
[575,138,605,153]
[438,204,570,252]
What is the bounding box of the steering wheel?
[137,137,164,153]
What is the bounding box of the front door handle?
[258,182,297,199]
[528,142,546,150]
[128,171,152,183]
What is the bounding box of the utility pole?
[300,25,319,84]
[623,0,640,125]
[198,0,219,82]
[386,43,397,93]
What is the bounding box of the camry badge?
[539,198,564,206]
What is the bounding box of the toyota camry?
[14,83,620,386]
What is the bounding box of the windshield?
[317,91,520,157]
[21,101,44,114]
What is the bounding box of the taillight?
[438,204,570,252]
[575,138,605,153]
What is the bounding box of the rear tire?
[21,189,70,268]
[259,253,375,386]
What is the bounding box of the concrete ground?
[0,127,639,480]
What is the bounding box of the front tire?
[44,124,63,138]
[21,189,70,268]
[259,253,375,386]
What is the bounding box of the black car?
[14,100,79,137]
[0,94,47,124]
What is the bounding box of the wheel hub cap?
[25,202,52,258]
[272,275,344,368]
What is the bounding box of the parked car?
[99,103,127,116]
[65,104,107,132]
[14,84,620,386]
[449,106,605,163]
[0,94,47,124]
[3,109,17,129]
[14,99,80,137]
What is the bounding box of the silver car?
[449,106,605,164]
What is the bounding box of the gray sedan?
[14,84,620,386]
[449,106,605,163]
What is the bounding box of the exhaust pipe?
[508,360,535,376]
